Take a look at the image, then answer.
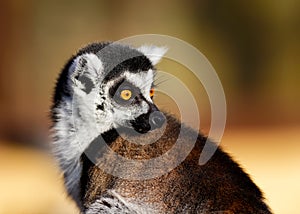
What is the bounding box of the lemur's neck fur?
[52,96,99,207]
[53,100,122,207]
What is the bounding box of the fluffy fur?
[51,42,272,213]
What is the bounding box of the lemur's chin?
[114,112,166,136]
[116,124,151,136]
[133,126,152,134]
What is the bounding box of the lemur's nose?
[149,111,166,129]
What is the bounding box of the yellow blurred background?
[0,1,299,213]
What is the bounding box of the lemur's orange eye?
[120,89,132,100]
[150,88,155,97]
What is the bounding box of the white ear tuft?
[138,45,168,65]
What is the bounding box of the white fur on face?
[103,69,154,129]
[70,53,114,135]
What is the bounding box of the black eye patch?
[109,79,140,105]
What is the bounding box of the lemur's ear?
[69,53,103,94]
[138,45,168,65]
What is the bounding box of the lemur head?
[53,42,167,135]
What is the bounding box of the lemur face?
[68,44,167,135]
[104,70,165,133]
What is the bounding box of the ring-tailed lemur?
[51,42,272,213]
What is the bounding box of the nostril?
[150,111,166,129]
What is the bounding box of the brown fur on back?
[81,113,271,213]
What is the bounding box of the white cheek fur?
[111,100,149,127]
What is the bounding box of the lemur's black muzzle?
[130,104,166,134]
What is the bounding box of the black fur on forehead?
[79,42,154,82]
[51,42,154,118]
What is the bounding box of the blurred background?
[0,0,299,213]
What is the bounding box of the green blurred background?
[0,0,299,213]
